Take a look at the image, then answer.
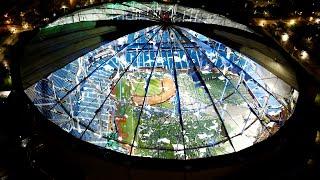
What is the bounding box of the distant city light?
[281,33,289,42]
[61,5,69,13]
[300,50,309,60]
[2,60,9,68]
[5,19,12,24]
[309,17,314,22]
[315,18,320,24]
[61,5,68,9]
[259,20,266,27]
[20,12,25,17]
[287,19,296,26]
[9,27,17,34]
[306,37,312,42]
[22,22,29,29]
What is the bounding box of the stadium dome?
[22,1,299,160]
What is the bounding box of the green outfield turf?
[121,105,137,144]
[115,78,137,144]
[114,75,173,147]
[134,78,163,97]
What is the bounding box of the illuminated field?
[134,78,162,97]
[25,19,299,159]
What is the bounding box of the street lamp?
[5,19,12,24]
[259,20,266,27]
[287,19,296,26]
[309,17,314,22]
[61,5,68,13]
[300,50,309,60]
[9,27,17,34]
[281,33,289,42]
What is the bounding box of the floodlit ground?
[109,68,263,158]
[24,24,298,159]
